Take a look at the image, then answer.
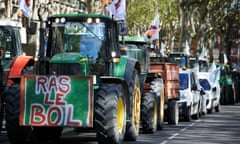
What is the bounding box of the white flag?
[19,0,31,18]
[107,0,126,20]
[184,40,190,56]
[144,14,159,41]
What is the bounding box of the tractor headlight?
[55,18,60,23]
[60,18,66,23]
[96,18,100,23]
[87,18,92,23]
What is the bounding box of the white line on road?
[160,121,199,144]
[180,127,187,132]
[189,122,195,127]
[168,133,179,140]
[160,140,168,144]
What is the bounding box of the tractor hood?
[49,53,89,76]
[50,53,88,64]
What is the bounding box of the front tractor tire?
[124,71,141,141]
[5,84,63,144]
[95,84,126,144]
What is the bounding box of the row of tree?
[127,0,240,61]
[0,0,239,61]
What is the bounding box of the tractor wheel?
[125,70,141,141]
[168,100,179,125]
[150,78,164,130]
[5,84,31,144]
[157,92,165,130]
[95,84,126,144]
[141,92,157,133]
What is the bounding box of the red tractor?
[0,19,34,133]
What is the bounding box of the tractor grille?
[50,63,80,75]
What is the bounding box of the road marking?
[161,121,198,143]
[160,140,168,144]
[189,122,195,127]
[180,127,187,132]
[168,133,179,140]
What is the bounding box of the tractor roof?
[49,13,114,22]
[0,19,22,27]
[123,36,147,43]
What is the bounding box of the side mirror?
[117,20,128,36]
[212,87,216,92]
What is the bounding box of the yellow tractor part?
[117,97,125,134]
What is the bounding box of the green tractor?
[120,36,165,133]
[5,14,141,144]
[0,20,35,133]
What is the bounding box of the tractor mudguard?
[8,56,34,79]
[114,57,141,86]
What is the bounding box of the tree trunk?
[178,0,189,52]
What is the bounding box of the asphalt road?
[1,103,240,144]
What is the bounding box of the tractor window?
[108,23,120,58]
[50,22,106,60]
[0,27,17,58]
[126,44,147,72]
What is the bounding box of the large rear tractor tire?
[5,84,31,144]
[124,71,141,141]
[168,100,179,125]
[141,92,157,133]
[95,84,126,144]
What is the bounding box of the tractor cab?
[0,20,25,86]
[120,36,150,74]
[39,14,121,77]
